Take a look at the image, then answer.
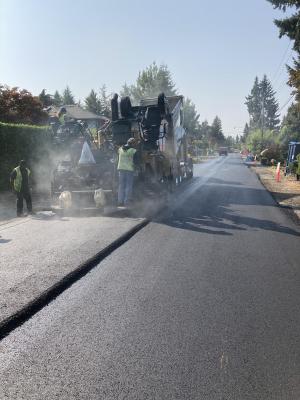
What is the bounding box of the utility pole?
[261,99,265,153]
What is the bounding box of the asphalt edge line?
[0,218,149,341]
[251,167,300,225]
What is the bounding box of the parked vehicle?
[219,147,228,156]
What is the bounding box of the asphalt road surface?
[1,154,300,399]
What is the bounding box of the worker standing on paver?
[117,138,138,207]
[10,160,33,217]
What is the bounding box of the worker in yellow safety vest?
[117,138,138,207]
[10,160,33,217]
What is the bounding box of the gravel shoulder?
[251,164,300,222]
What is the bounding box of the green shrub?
[0,122,51,190]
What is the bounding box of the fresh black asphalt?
[1,155,300,399]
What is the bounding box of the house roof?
[47,105,109,122]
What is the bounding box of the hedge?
[0,122,52,191]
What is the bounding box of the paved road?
[1,155,300,399]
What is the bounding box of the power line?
[279,94,295,113]
[273,48,294,88]
[271,41,292,85]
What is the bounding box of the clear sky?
[0,0,295,136]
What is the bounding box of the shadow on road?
[156,179,300,237]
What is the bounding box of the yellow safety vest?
[117,147,136,171]
[13,166,30,192]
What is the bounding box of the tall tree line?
[266,0,300,146]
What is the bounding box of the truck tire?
[120,96,132,118]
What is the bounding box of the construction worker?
[57,107,67,124]
[10,160,33,217]
[117,137,138,207]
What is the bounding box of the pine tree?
[209,116,225,146]
[267,1,300,100]
[38,89,52,107]
[85,89,101,115]
[280,102,300,145]
[245,75,279,131]
[245,77,262,129]
[53,90,62,106]
[62,86,75,105]
[99,85,111,118]
[260,75,280,130]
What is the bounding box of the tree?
[99,85,111,118]
[38,89,53,108]
[53,90,63,106]
[224,135,236,148]
[85,89,101,115]
[280,102,300,145]
[182,98,200,138]
[0,85,48,124]
[209,116,225,147]
[260,75,280,130]
[246,128,280,154]
[121,62,177,103]
[85,86,111,117]
[267,1,300,100]
[245,75,280,131]
[62,86,75,105]
[245,77,262,129]
[241,123,250,143]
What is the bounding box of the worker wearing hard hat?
[10,160,33,217]
[117,137,138,207]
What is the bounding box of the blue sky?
[0,0,295,135]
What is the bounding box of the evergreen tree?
[62,86,75,105]
[245,77,262,129]
[38,89,53,107]
[99,85,111,118]
[53,90,62,106]
[267,1,300,100]
[245,75,279,131]
[267,1,300,49]
[260,75,280,130]
[182,98,200,138]
[241,123,250,143]
[280,103,300,145]
[209,116,225,146]
[85,89,101,115]
[244,123,250,136]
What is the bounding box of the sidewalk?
[252,165,300,221]
[0,212,146,333]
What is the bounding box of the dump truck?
[111,93,193,196]
[219,146,228,156]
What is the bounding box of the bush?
[0,122,51,190]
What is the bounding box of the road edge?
[251,167,300,225]
[0,218,149,341]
